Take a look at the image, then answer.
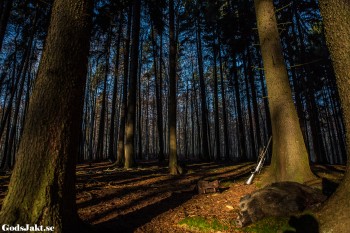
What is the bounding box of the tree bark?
[116,7,132,167]
[0,0,92,231]
[218,45,229,160]
[96,30,111,161]
[152,26,165,163]
[232,54,247,160]
[125,0,141,168]
[243,52,257,160]
[196,18,210,161]
[254,0,315,183]
[108,19,123,162]
[0,0,12,52]
[212,42,221,160]
[168,0,180,175]
[318,1,350,232]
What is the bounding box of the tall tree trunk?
[258,64,272,143]
[125,0,141,168]
[318,2,350,232]
[243,52,256,160]
[159,33,165,161]
[108,19,123,162]
[196,19,210,161]
[0,48,22,142]
[218,46,229,160]
[1,102,12,170]
[212,42,221,160]
[294,8,326,163]
[232,54,247,160]
[247,49,262,156]
[88,88,96,161]
[116,7,132,167]
[152,26,165,163]
[168,0,180,175]
[145,78,150,158]
[184,81,189,159]
[137,40,143,160]
[0,0,12,52]
[96,30,111,161]
[254,0,315,183]
[0,0,92,231]
[4,32,34,169]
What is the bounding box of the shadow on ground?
[94,191,194,232]
[285,214,319,233]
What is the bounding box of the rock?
[236,181,327,227]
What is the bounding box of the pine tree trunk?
[254,0,315,183]
[232,54,247,160]
[196,19,210,161]
[0,0,12,52]
[218,45,229,160]
[212,42,221,160]
[0,0,92,231]
[152,26,165,163]
[96,31,111,161]
[244,52,257,160]
[168,0,180,175]
[108,19,122,161]
[116,7,132,167]
[0,50,22,142]
[294,10,326,163]
[318,1,350,232]
[125,0,141,168]
[184,82,189,159]
[5,35,34,169]
[137,44,143,160]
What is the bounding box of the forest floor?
[0,161,345,233]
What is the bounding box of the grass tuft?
[179,216,229,232]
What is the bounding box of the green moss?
[255,181,263,189]
[220,181,234,188]
[243,217,294,233]
[179,216,229,232]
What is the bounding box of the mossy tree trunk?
[0,0,92,232]
[318,1,350,232]
[254,0,315,183]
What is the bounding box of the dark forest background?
[0,0,346,170]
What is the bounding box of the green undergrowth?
[179,215,312,232]
[220,180,234,188]
[243,213,319,233]
[178,216,230,232]
[243,216,293,233]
